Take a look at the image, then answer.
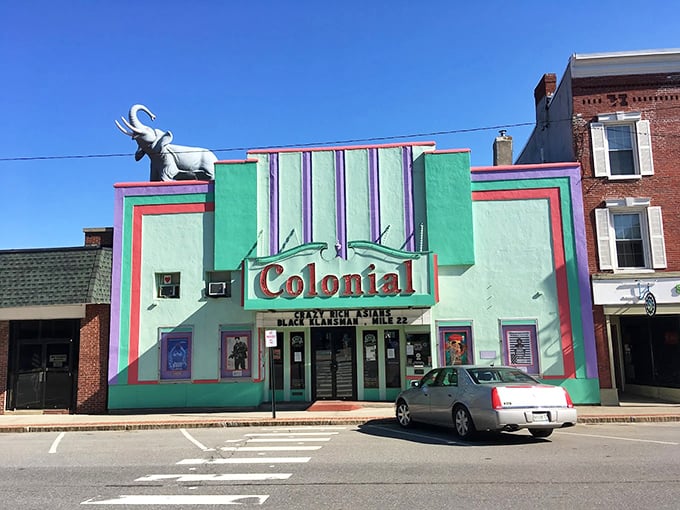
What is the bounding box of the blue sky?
[1,1,678,249]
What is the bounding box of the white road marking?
[180,429,215,451]
[268,426,347,431]
[559,431,679,445]
[246,437,331,442]
[221,446,322,452]
[81,494,268,505]
[135,473,292,482]
[245,432,339,436]
[177,457,311,465]
[49,432,65,454]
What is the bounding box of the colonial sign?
[243,241,436,310]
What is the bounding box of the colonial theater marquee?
[243,241,437,311]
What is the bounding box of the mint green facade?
[109,144,599,410]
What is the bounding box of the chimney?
[83,227,114,248]
[493,130,513,166]
[534,73,557,106]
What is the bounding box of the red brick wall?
[76,305,110,414]
[572,73,680,387]
[0,321,8,413]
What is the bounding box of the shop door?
[312,327,356,400]
[13,340,74,410]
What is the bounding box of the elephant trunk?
[128,104,156,130]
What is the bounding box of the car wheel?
[396,400,413,428]
[529,428,553,438]
[453,405,476,439]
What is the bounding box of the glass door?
[312,327,356,400]
[13,340,74,410]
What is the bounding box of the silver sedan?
[395,366,577,439]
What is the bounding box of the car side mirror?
[410,380,420,388]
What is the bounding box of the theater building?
[108,142,599,410]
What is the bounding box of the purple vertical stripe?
[335,150,347,258]
[368,148,380,242]
[269,153,279,256]
[302,152,312,244]
[402,146,415,251]
[108,188,124,384]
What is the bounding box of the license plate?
[533,413,549,423]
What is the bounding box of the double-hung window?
[594,198,666,271]
[590,112,653,179]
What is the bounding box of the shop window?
[384,330,401,388]
[500,322,539,375]
[156,272,180,299]
[221,331,251,378]
[363,331,379,389]
[590,112,653,179]
[439,326,472,365]
[406,333,431,376]
[206,270,231,298]
[595,199,666,271]
[290,332,305,389]
[160,329,192,380]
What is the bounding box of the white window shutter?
[595,208,614,270]
[636,120,654,176]
[590,123,608,177]
[647,206,667,268]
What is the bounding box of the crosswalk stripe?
[177,457,311,465]
[221,446,322,451]
[245,432,339,437]
[135,473,292,482]
[81,494,268,505]
[246,437,331,442]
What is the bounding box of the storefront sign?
[257,308,430,328]
[243,241,436,310]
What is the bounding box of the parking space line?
[180,429,215,451]
[559,431,678,445]
[49,432,65,454]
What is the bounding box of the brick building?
[517,49,680,404]
[0,228,112,414]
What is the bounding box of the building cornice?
[570,49,680,78]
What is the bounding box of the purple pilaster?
[402,146,415,251]
[368,148,380,242]
[335,150,347,259]
[108,187,124,384]
[302,152,312,244]
[269,153,279,256]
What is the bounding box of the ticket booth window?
[406,333,431,377]
[290,332,305,389]
[384,330,401,388]
[363,331,379,389]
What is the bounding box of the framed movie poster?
[221,331,252,378]
[160,330,192,380]
[439,326,472,366]
[501,322,539,374]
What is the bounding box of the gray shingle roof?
[0,246,112,308]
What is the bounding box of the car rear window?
[466,368,538,384]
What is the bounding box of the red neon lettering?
[342,273,363,296]
[403,259,415,294]
[285,275,304,297]
[259,263,284,297]
[321,274,339,296]
[306,262,318,297]
[366,264,378,295]
[381,273,400,295]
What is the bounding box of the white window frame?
[590,112,653,180]
[594,198,666,272]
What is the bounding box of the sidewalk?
[1,400,679,433]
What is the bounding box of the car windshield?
[466,368,538,384]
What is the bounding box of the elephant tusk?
[115,119,133,136]
[121,117,143,134]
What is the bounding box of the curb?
[0,415,678,433]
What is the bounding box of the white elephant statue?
[115,104,217,181]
